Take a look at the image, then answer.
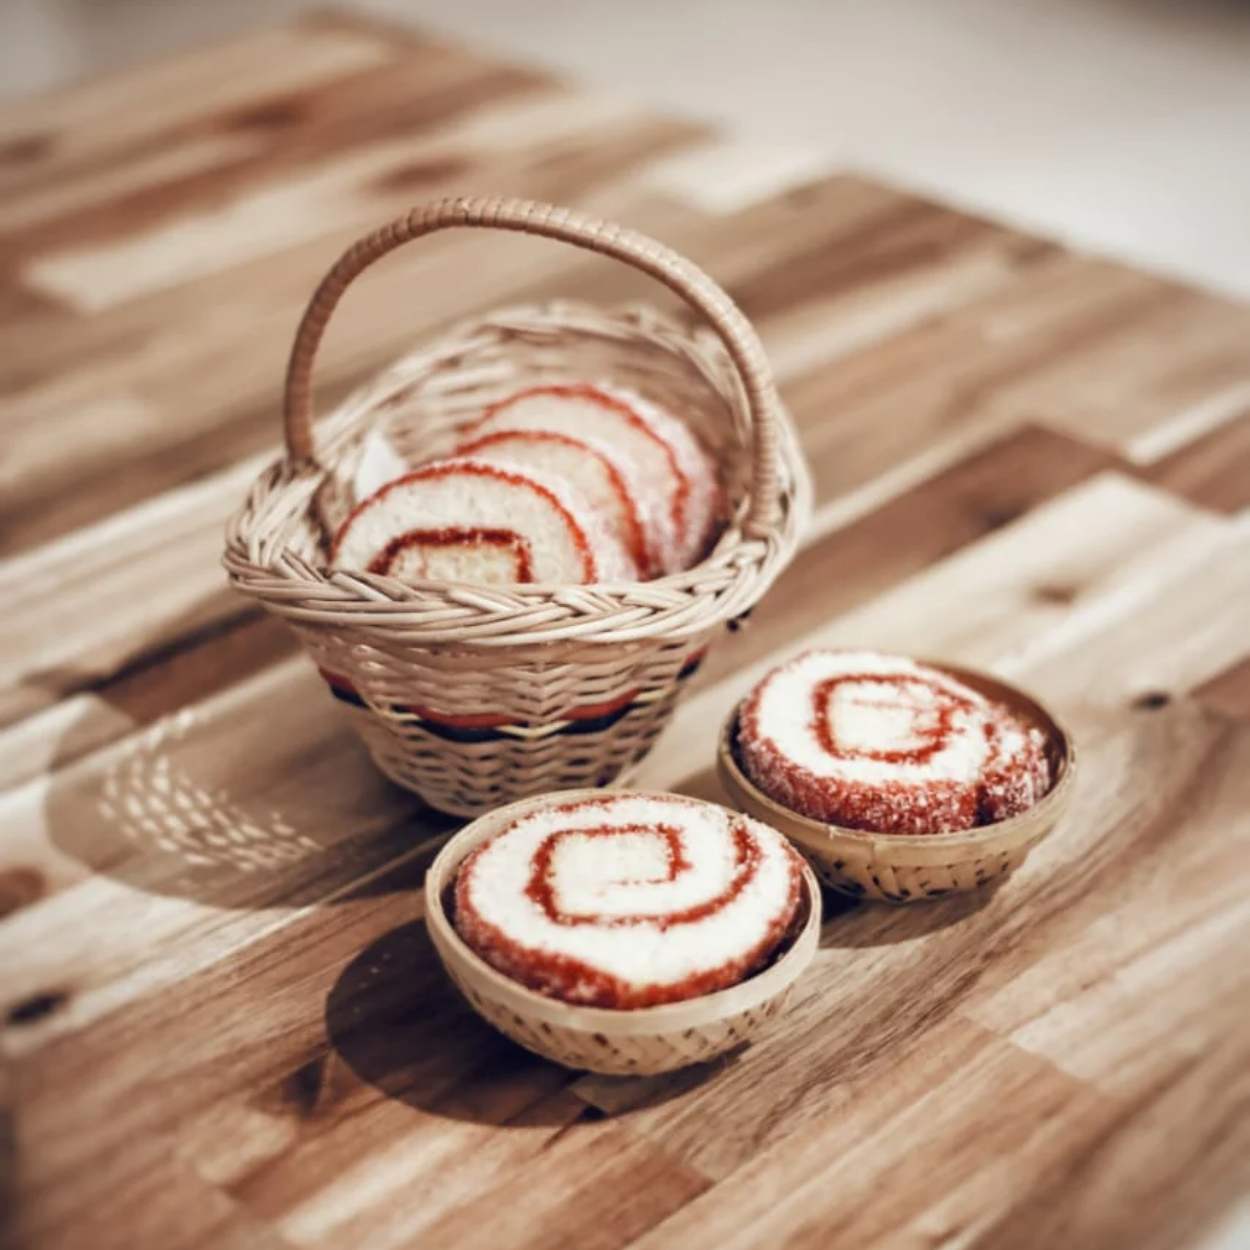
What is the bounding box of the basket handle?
[283,196,786,534]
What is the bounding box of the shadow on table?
[325,921,723,1127]
[325,921,582,1127]
[817,876,1006,948]
[37,644,458,910]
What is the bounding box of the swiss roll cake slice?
[739,651,1052,834]
[453,792,804,1008]
[462,383,721,574]
[454,428,656,577]
[331,457,636,586]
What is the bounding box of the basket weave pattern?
[225,198,808,816]
[796,833,1045,902]
[447,967,799,1075]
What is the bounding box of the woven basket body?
[424,790,821,1074]
[718,663,1077,903]
[225,199,808,816]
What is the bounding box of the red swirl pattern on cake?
[454,794,803,1008]
[469,383,693,535]
[739,651,1053,834]
[454,427,654,575]
[329,457,638,585]
[524,821,758,926]
[460,382,721,572]
[810,672,976,765]
[366,526,534,581]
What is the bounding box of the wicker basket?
[717,662,1077,903]
[224,198,808,817]
[424,789,821,1074]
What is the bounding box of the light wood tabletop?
[2,12,1249,1250]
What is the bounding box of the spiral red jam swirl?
[453,794,803,1008]
[740,651,1052,834]
[367,527,534,581]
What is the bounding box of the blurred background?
[3,0,1250,298]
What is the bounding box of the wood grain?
[2,13,1248,1250]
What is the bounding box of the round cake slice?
[454,428,656,577]
[331,457,637,585]
[461,383,720,574]
[453,793,804,1008]
[738,651,1052,834]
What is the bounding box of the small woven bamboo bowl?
[717,662,1076,904]
[225,196,809,818]
[424,789,821,1075]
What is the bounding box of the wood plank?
[1006,511,1250,731]
[0,126,707,554]
[999,291,1250,459]
[1194,656,1250,721]
[954,1021,1250,1250]
[625,1004,1250,1250]
[692,424,1121,693]
[0,45,548,255]
[20,90,654,311]
[9,848,436,1190]
[1139,403,1250,512]
[409,1112,709,1250]
[15,1135,290,1250]
[779,250,1166,512]
[0,611,293,791]
[195,1048,583,1249]
[623,1017,1112,1250]
[0,21,395,191]
[0,456,271,729]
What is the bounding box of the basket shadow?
[38,656,458,910]
[672,765,731,806]
[817,876,1006,948]
[325,921,579,1127]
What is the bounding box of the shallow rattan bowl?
[425,789,821,1074]
[717,662,1076,904]
[225,197,808,817]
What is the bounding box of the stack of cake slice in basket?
[332,382,723,586]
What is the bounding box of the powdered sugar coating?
[454,793,804,1008]
[739,651,1053,834]
[978,715,1053,824]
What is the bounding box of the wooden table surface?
[3,12,1250,1250]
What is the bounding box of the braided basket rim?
[223,300,811,647]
